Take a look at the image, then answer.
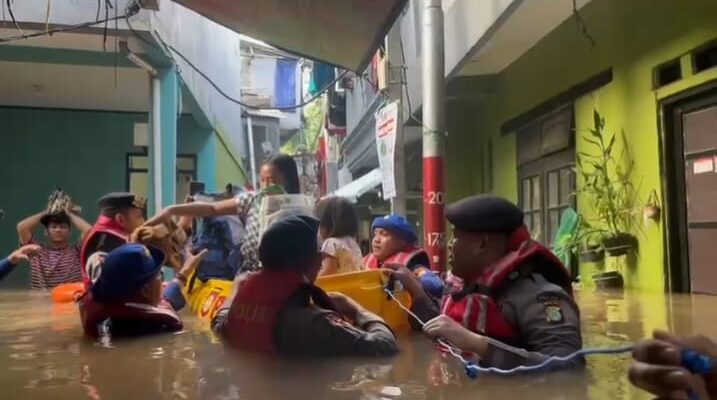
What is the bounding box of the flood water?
[1,289,716,400]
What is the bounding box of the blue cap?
[90,243,166,303]
[371,214,417,244]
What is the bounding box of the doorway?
[662,85,717,294]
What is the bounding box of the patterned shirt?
[321,237,365,274]
[27,238,82,289]
[235,192,261,272]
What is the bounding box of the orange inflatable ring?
[51,282,86,303]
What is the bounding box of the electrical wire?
[0,6,134,43]
[6,0,23,36]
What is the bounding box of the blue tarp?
[274,58,297,108]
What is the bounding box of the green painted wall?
[213,125,248,190]
[0,108,214,288]
[448,0,717,291]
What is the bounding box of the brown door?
[683,104,717,294]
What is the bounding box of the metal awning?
[171,0,408,71]
[333,168,382,203]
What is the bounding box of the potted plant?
[576,110,638,258]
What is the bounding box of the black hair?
[42,212,71,228]
[263,153,301,194]
[315,196,359,239]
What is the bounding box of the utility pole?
[387,24,407,217]
[422,0,446,272]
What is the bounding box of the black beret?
[259,215,320,270]
[98,192,147,211]
[446,194,524,234]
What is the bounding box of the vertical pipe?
[247,115,258,189]
[151,77,163,213]
[388,27,407,217]
[422,0,446,272]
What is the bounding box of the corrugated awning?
[333,168,382,203]
[171,0,408,71]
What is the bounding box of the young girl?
[315,196,364,276]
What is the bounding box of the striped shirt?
[28,238,82,289]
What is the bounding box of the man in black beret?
[211,215,398,357]
[80,192,147,288]
[394,194,582,370]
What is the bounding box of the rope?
[384,288,634,376]
[385,286,712,400]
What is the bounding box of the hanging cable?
[6,0,24,36]
[0,5,135,43]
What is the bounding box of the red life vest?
[79,293,182,337]
[364,247,431,270]
[224,269,335,354]
[80,215,128,287]
[441,234,572,343]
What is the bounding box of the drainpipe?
[246,114,258,189]
[151,76,163,212]
[388,26,407,217]
[422,0,446,272]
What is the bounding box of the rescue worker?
[0,244,41,282]
[79,243,206,337]
[364,214,443,305]
[395,194,583,369]
[212,215,398,357]
[81,192,147,287]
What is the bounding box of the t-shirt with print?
[27,238,82,290]
[321,237,365,274]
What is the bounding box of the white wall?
[151,0,246,156]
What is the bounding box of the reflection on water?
[0,289,710,400]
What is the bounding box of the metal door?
[683,105,717,294]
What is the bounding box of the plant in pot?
[576,110,638,259]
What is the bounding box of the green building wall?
[447,0,717,291]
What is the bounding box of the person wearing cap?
[398,194,582,370]
[212,215,398,357]
[17,204,91,289]
[79,243,206,337]
[80,192,147,288]
[364,214,444,327]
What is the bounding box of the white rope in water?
[383,288,635,376]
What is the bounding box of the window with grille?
[516,107,576,245]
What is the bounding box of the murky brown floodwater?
[1,289,716,400]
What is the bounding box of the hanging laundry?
[274,58,297,108]
[309,62,336,95]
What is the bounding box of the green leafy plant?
[575,110,637,254]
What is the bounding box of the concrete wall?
[6,0,138,30]
[452,0,717,291]
[151,0,246,159]
[0,107,214,288]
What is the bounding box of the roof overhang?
[171,0,408,71]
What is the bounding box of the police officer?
[81,192,147,287]
[212,215,398,357]
[396,194,582,369]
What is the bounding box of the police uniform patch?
[545,305,564,323]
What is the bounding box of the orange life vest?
[224,269,335,354]
[441,239,572,343]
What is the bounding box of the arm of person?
[318,256,339,276]
[16,211,46,245]
[480,278,583,370]
[382,267,441,325]
[162,249,208,311]
[274,305,399,357]
[211,271,248,336]
[0,245,41,282]
[68,211,92,241]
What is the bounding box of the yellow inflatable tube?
[184,270,412,332]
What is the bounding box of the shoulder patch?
[544,305,564,323]
[536,293,562,306]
